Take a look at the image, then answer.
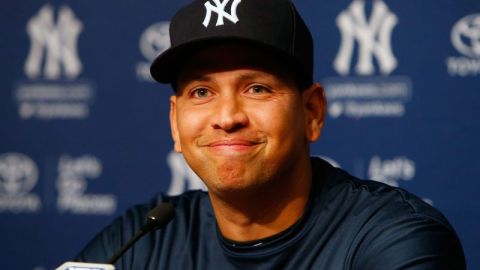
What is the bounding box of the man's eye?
[248,85,270,94]
[192,88,210,98]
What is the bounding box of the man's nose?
[211,94,249,132]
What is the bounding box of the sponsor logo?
[14,4,94,120]
[203,0,242,27]
[368,155,415,187]
[0,153,41,213]
[324,0,412,119]
[446,13,480,76]
[136,22,170,82]
[167,151,207,196]
[367,155,431,204]
[56,155,117,215]
[324,76,411,119]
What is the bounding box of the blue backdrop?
[1,0,479,269]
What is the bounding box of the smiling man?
[77,0,465,269]
[170,42,323,242]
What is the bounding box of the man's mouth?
[201,137,265,153]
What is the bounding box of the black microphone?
[107,202,175,264]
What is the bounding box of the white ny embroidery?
[203,0,242,27]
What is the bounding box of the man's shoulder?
[310,157,465,269]
[311,157,452,229]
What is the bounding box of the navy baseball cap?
[150,0,314,87]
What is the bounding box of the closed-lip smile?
[208,139,257,147]
[203,138,265,153]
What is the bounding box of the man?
[78,0,465,269]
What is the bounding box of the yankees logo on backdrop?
[323,0,411,120]
[16,4,95,121]
[24,4,83,80]
[334,0,398,76]
[203,0,242,27]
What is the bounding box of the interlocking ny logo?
[334,0,398,76]
[24,4,83,80]
[203,0,242,27]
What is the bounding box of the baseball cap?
[150,0,314,87]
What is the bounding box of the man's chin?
[206,174,271,198]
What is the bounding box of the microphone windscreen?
[144,202,175,232]
[106,202,176,265]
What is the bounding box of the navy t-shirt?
[77,158,465,269]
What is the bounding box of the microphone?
[107,202,175,264]
[56,203,175,270]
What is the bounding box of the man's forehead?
[179,69,278,85]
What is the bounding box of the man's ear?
[303,83,327,142]
[169,96,182,153]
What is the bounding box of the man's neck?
[208,159,313,242]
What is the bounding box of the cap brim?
[150,37,312,85]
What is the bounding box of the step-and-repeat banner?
[1,0,479,269]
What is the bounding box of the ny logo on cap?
[203,0,242,27]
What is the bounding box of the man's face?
[169,44,324,196]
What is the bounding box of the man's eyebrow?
[181,70,269,84]
[179,70,213,83]
[237,72,265,81]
